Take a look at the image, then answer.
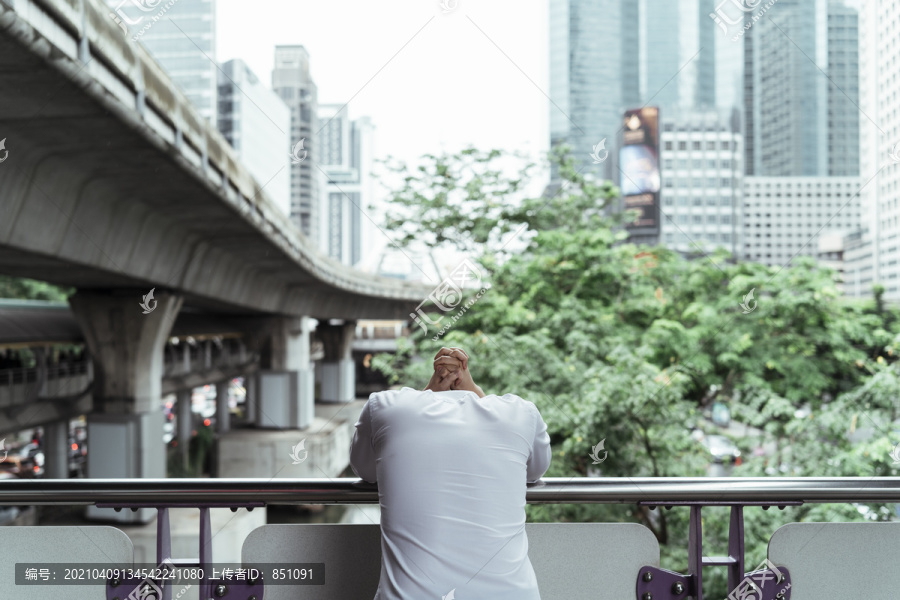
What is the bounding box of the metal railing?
[0,476,899,505]
[0,477,898,600]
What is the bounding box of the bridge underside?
[0,7,423,320]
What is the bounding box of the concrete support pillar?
[43,420,68,479]
[252,316,314,430]
[244,373,256,426]
[317,320,357,403]
[216,381,230,434]
[176,388,192,470]
[69,290,182,523]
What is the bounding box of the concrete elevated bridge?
[0,0,428,522]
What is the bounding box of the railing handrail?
[1,477,899,506]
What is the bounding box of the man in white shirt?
[350,347,551,599]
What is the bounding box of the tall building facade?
[317,104,375,267]
[217,59,291,217]
[743,0,859,176]
[272,45,321,241]
[742,176,861,266]
[659,108,744,255]
[855,0,900,297]
[549,0,740,187]
[107,0,217,122]
[548,0,639,183]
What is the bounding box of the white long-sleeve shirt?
[349,387,551,600]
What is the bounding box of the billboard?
[619,107,660,235]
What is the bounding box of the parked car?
[700,435,742,465]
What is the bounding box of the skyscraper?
[659,107,743,256]
[272,45,321,240]
[217,59,292,217]
[317,104,375,267]
[743,0,859,176]
[855,0,900,298]
[548,0,639,183]
[549,0,728,186]
[107,0,217,122]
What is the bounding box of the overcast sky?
[217,0,549,166]
[216,0,550,278]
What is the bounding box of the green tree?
[372,145,900,597]
[0,276,72,302]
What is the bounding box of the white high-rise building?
[659,108,744,256]
[272,45,321,241]
[857,0,900,298]
[317,105,375,267]
[217,59,291,216]
[742,177,861,267]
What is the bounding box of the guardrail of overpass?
[0,0,431,307]
[1,478,899,599]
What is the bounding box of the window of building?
[665,141,673,150]
[678,141,687,151]
[707,141,716,150]
[707,215,718,224]
[692,141,701,150]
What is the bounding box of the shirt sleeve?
[349,397,378,483]
[526,402,551,483]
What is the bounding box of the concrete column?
[176,388,192,470]
[43,420,68,479]
[216,381,230,434]
[317,320,357,403]
[69,290,182,523]
[251,316,314,430]
[244,373,256,426]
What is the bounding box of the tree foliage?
[372,146,900,596]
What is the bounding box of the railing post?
[157,507,172,600]
[689,505,703,600]
[728,505,745,594]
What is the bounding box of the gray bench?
[0,525,133,600]
[242,522,661,599]
[768,521,900,600]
